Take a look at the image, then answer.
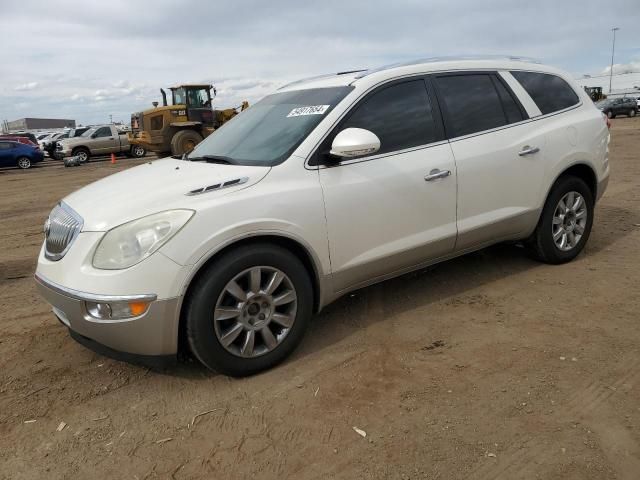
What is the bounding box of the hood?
[58,137,83,147]
[63,158,271,231]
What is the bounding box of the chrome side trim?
[34,273,157,303]
[304,68,584,169]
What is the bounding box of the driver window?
[94,127,111,138]
[187,89,209,107]
[339,80,439,156]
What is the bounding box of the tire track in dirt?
[466,353,640,479]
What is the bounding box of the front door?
[92,126,118,154]
[317,79,458,293]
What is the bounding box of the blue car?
[0,140,44,169]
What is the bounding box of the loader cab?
[170,85,215,126]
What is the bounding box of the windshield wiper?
[187,154,236,165]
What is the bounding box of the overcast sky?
[1,0,639,126]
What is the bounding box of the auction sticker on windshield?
[287,105,330,117]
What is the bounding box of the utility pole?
[609,27,619,93]
[109,114,113,124]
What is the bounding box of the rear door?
[0,142,16,167]
[317,78,458,292]
[433,72,547,250]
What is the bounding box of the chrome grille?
[44,203,83,261]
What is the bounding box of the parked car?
[11,132,38,144]
[35,57,609,376]
[0,140,44,169]
[50,127,91,159]
[596,97,638,118]
[42,132,69,157]
[0,135,38,146]
[55,124,146,161]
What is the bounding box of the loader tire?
[170,130,203,157]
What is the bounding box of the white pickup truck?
[56,125,146,162]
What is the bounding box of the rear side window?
[434,74,509,137]
[0,142,12,150]
[511,71,579,115]
[341,80,439,155]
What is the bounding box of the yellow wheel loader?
[129,85,249,157]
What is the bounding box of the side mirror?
[329,128,380,159]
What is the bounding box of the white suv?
[35,57,610,375]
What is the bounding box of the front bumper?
[35,273,180,366]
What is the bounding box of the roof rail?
[278,69,367,90]
[353,55,541,79]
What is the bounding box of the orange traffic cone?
[110,153,116,164]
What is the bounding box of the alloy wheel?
[552,191,587,251]
[213,266,298,358]
[17,157,31,169]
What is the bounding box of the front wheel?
[527,176,594,264]
[185,244,313,376]
[606,110,614,119]
[170,130,203,156]
[72,148,90,163]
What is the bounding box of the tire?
[629,109,636,117]
[71,148,90,163]
[185,243,313,376]
[17,157,31,169]
[170,130,203,156]
[130,145,146,158]
[527,176,594,264]
[606,110,613,119]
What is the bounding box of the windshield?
[188,86,353,166]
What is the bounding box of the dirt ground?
[1,119,639,480]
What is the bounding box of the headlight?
[92,209,194,270]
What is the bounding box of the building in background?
[3,117,76,132]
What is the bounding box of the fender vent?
[186,177,249,196]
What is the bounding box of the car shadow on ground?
[126,204,639,379]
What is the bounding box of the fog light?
[86,302,112,319]
[85,300,151,320]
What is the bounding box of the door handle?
[424,169,451,181]
[518,145,540,156]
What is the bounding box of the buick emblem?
[43,218,51,237]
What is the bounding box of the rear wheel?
[185,244,313,376]
[629,109,636,117]
[527,176,594,264]
[17,157,31,169]
[170,130,203,157]
[130,145,146,158]
[606,110,614,119]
